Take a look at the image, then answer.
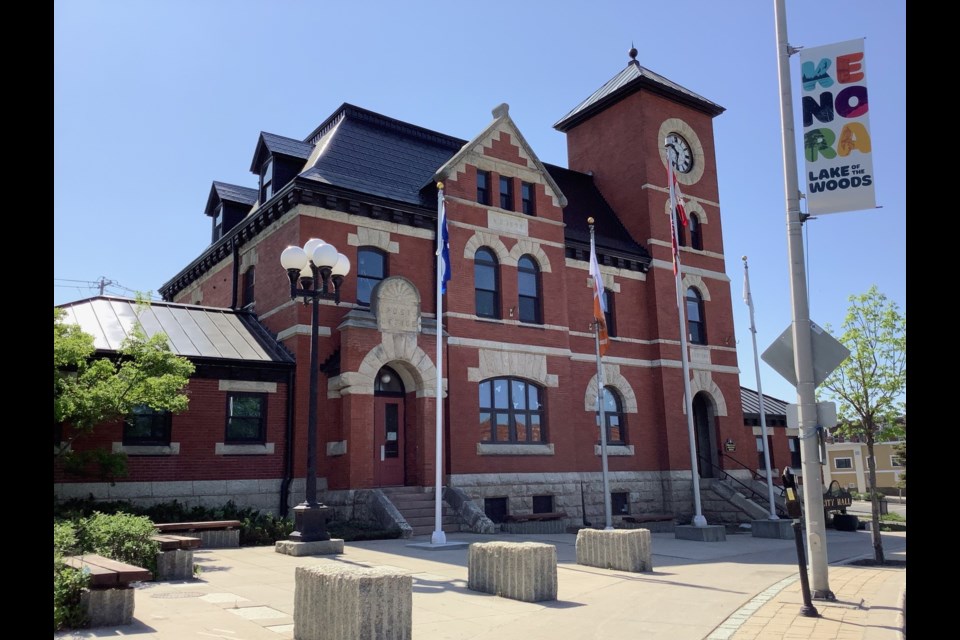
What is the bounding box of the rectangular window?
[124,404,172,446]
[242,266,255,309]
[226,392,267,443]
[499,176,514,210]
[357,247,387,306]
[484,497,508,524]
[532,495,553,514]
[603,289,616,337]
[890,455,903,467]
[835,457,853,470]
[611,492,629,515]
[260,158,274,203]
[477,170,490,205]
[788,437,802,468]
[212,205,224,242]
[521,182,535,215]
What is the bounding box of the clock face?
[666,133,693,173]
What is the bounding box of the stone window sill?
[215,442,275,455]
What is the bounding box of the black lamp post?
[280,238,350,542]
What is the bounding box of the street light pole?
[280,238,350,542]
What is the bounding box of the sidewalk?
[55,528,905,640]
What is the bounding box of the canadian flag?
[668,161,688,227]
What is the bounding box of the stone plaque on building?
[372,277,421,334]
[488,210,528,236]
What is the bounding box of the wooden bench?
[154,520,242,548]
[502,512,567,534]
[62,554,151,626]
[151,534,202,580]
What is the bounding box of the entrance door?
[692,393,715,478]
[373,398,404,486]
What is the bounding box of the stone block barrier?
[155,549,195,580]
[294,564,412,640]
[467,541,557,602]
[575,528,652,572]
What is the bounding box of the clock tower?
[555,48,743,484]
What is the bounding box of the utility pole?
[773,0,833,599]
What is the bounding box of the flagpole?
[589,220,613,530]
[743,256,779,519]
[666,146,706,528]
[432,182,446,545]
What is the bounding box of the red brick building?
[56,52,754,528]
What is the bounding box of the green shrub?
[54,521,79,558]
[880,512,905,523]
[326,519,403,541]
[77,512,160,575]
[53,559,89,631]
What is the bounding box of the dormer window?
[212,205,224,242]
[260,158,274,203]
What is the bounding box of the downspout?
[279,364,296,518]
[230,240,240,309]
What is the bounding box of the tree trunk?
[866,432,885,564]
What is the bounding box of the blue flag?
[438,188,451,294]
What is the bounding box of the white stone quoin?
[294,564,412,640]
[576,528,653,572]
[467,541,557,602]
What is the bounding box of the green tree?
[894,440,906,490]
[821,286,905,564]
[54,306,195,481]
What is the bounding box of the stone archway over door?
[692,393,717,478]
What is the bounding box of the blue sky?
[54,0,906,405]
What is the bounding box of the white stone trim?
[661,190,709,225]
[112,442,181,456]
[477,443,555,456]
[299,204,435,239]
[648,258,731,281]
[657,118,706,186]
[583,364,638,413]
[565,258,646,282]
[347,227,400,253]
[647,239,725,261]
[468,349,559,387]
[277,324,332,341]
[594,444,634,456]
[462,231,513,265]
[333,333,441,398]
[445,313,568,333]
[682,274,712,301]
[686,371,729,417]
[219,380,277,393]
[215,442,275,455]
[239,247,259,272]
[509,240,552,273]
[326,440,347,456]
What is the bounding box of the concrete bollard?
[81,587,135,627]
[467,541,557,602]
[294,564,412,640]
[575,528,653,572]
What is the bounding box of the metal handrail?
[719,452,786,496]
[700,455,788,518]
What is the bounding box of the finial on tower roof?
[629,43,637,61]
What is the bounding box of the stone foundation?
[467,541,557,602]
[576,528,652,572]
[294,564,411,640]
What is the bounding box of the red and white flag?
[668,161,688,227]
[588,231,609,357]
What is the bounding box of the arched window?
[689,213,703,250]
[375,365,404,395]
[478,377,545,443]
[596,386,626,445]
[517,255,541,324]
[474,248,500,318]
[357,247,387,306]
[676,211,687,247]
[686,287,707,344]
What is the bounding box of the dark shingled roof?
[57,296,294,365]
[299,104,465,208]
[554,59,725,132]
[545,163,649,260]
[204,181,258,216]
[249,132,314,172]
[740,387,789,417]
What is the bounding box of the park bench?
[61,553,151,626]
[151,534,202,580]
[154,520,242,548]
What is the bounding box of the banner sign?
[799,38,875,215]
